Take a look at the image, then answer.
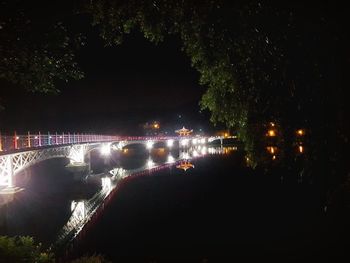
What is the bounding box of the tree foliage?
[0,235,54,262]
[0,1,84,95]
[84,0,348,176]
[0,235,113,263]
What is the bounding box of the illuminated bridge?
[0,132,226,192]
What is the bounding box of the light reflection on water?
[56,146,235,247]
[0,146,233,249]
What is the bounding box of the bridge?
[0,132,226,192]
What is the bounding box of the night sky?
[1,1,347,137]
[0,25,211,135]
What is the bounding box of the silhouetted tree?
[0,235,54,262]
[84,0,348,181]
[0,1,84,103]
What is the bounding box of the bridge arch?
[0,146,70,187]
[120,142,148,149]
[0,143,106,188]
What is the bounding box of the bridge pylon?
[65,144,89,173]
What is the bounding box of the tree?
[0,1,84,105]
[84,0,348,177]
[0,235,112,262]
[0,235,54,262]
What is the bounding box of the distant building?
[175,126,193,136]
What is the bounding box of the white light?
[181,152,190,159]
[192,138,197,145]
[68,146,85,163]
[100,144,111,156]
[34,136,38,139]
[116,142,125,150]
[200,138,206,144]
[146,141,153,149]
[71,201,85,221]
[167,155,175,163]
[16,136,19,140]
[201,146,207,155]
[71,200,84,212]
[208,147,215,154]
[59,136,63,139]
[147,159,154,168]
[192,150,199,157]
[180,139,189,146]
[49,136,52,139]
[167,139,174,147]
[71,201,77,212]
[101,177,112,191]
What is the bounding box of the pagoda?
[176,160,195,171]
[175,126,193,136]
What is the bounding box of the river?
[0,145,349,262]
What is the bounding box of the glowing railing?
[0,132,180,153]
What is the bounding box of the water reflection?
[57,146,234,246]
[167,155,175,164]
[147,158,155,168]
[1,146,239,251]
[180,151,190,160]
[176,160,195,171]
[109,167,127,180]
[201,146,207,155]
[101,177,112,192]
[70,201,86,221]
[208,146,237,155]
[192,149,199,157]
[57,176,116,246]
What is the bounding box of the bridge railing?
[119,136,179,141]
[0,132,122,153]
[0,132,182,153]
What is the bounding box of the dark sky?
[3,1,344,136]
[0,27,213,135]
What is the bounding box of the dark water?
[0,147,177,245]
[78,151,349,262]
[1,147,349,262]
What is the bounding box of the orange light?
[267,146,277,154]
[153,123,159,129]
[298,145,304,153]
[296,129,305,136]
[224,132,228,137]
[176,160,194,171]
[267,130,276,137]
[272,155,276,160]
